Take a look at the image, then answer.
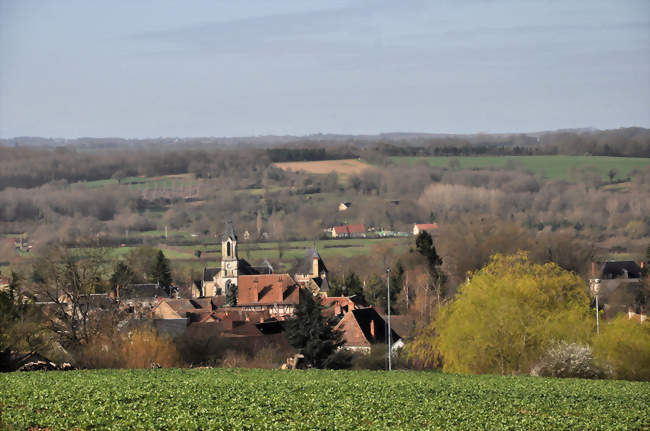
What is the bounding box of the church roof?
[238,259,273,275]
[222,220,237,241]
[203,267,221,282]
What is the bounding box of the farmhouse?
[412,223,439,235]
[236,274,300,319]
[334,308,402,353]
[338,202,352,211]
[589,261,647,318]
[331,224,366,238]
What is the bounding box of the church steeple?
[221,220,238,277]
[222,219,237,242]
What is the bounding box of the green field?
[0,369,647,430]
[392,155,650,181]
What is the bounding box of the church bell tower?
[221,220,238,280]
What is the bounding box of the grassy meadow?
[1,368,648,430]
[391,155,650,181]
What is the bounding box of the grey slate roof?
[120,284,169,300]
[600,261,642,279]
[203,267,221,282]
[297,248,328,276]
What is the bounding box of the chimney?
[116,284,120,300]
[591,262,597,279]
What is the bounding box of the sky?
[0,0,648,138]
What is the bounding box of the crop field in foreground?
[391,155,650,181]
[1,369,648,430]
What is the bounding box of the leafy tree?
[607,168,617,183]
[31,247,119,349]
[125,246,160,283]
[225,282,237,306]
[284,288,351,369]
[0,272,33,361]
[151,250,172,290]
[592,316,650,381]
[363,263,404,314]
[406,253,593,374]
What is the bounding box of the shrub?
[531,341,608,379]
[220,350,249,368]
[592,316,650,381]
[76,327,183,369]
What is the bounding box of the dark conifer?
[284,289,351,369]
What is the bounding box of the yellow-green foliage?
[592,316,650,381]
[406,252,593,374]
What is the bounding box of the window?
[227,241,231,257]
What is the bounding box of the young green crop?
[1,369,648,430]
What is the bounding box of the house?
[201,220,273,297]
[236,274,302,319]
[116,283,172,306]
[338,202,352,212]
[321,295,366,319]
[412,223,439,236]
[0,274,9,292]
[294,248,329,295]
[334,307,402,353]
[589,261,647,318]
[331,224,366,238]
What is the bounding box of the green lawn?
[0,369,647,430]
[392,155,650,181]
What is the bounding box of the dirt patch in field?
[273,159,371,176]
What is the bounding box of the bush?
[220,350,249,368]
[531,341,608,379]
[592,316,650,381]
[76,328,183,369]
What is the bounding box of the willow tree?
[406,252,593,374]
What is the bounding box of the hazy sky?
[1,0,648,138]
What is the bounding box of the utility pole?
[596,294,599,336]
[386,267,392,371]
[593,278,601,336]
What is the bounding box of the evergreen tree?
[225,282,238,306]
[110,262,135,294]
[415,231,446,289]
[284,289,351,369]
[328,272,363,299]
[151,250,172,290]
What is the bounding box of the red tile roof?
[415,223,439,231]
[333,224,366,235]
[237,274,300,305]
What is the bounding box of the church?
[200,221,330,298]
[200,221,272,297]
